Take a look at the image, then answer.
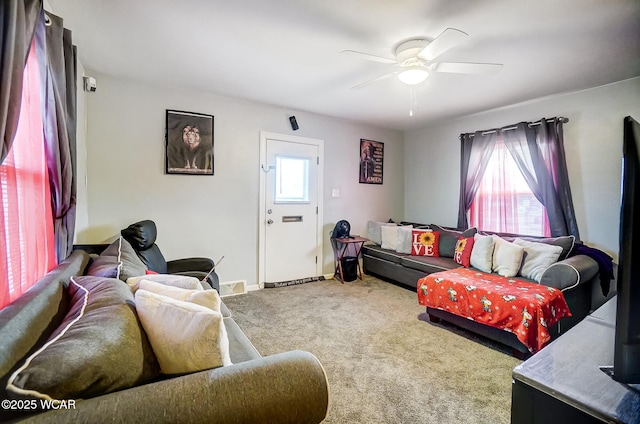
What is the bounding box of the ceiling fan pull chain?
[409,86,418,117]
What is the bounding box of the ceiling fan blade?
[418,27,468,61]
[341,50,397,65]
[432,62,503,75]
[350,72,396,90]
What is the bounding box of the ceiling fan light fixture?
[397,66,429,85]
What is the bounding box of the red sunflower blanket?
[417,268,571,353]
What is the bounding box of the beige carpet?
[223,274,521,424]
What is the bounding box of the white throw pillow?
[366,221,397,245]
[513,238,563,282]
[470,234,495,273]
[137,279,221,312]
[491,235,525,278]
[135,290,232,375]
[126,274,203,293]
[380,225,399,250]
[395,226,414,254]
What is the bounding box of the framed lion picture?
[165,110,214,175]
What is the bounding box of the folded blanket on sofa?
[572,244,614,296]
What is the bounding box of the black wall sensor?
[289,116,299,131]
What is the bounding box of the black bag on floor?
[340,256,358,282]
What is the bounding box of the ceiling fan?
[342,28,503,89]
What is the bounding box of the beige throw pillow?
[470,234,495,273]
[395,226,414,254]
[137,279,221,312]
[380,225,399,250]
[135,290,232,375]
[513,238,563,282]
[491,235,525,278]
[126,274,203,293]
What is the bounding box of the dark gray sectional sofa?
[0,250,329,423]
[362,222,611,357]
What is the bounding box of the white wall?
[404,77,640,260]
[78,74,403,288]
[74,61,89,243]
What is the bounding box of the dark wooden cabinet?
[511,298,640,424]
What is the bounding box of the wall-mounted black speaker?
[289,116,299,131]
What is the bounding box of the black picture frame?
[165,110,214,175]
[359,139,383,184]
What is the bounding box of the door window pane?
[275,156,309,203]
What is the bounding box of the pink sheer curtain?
[469,136,551,237]
[0,41,56,309]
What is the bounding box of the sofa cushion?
[492,236,525,278]
[362,245,404,264]
[400,255,459,274]
[430,225,477,258]
[478,231,575,261]
[411,230,439,257]
[518,235,575,260]
[470,234,495,273]
[0,251,90,402]
[135,290,232,374]
[223,318,261,363]
[86,237,147,281]
[126,274,203,293]
[453,236,475,268]
[6,276,160,401]
[513,238,563,283]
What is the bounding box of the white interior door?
[259,133,323,285]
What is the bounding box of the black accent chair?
[121,220,219,292]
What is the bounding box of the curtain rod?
[460,117,568,139]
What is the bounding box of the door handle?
[267,219,274,225]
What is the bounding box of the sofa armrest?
[166,257,215,273]
[168,270,219,292]
[539,254,599,291]
[166,258,218,291]
[25,350,329,424]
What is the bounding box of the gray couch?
[0,250,329,423]
[362,222,611,357]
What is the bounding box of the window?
[274,156,309,203]
[0,42,56,309]
[469,136,551,237]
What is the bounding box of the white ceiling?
[47,0,640,131]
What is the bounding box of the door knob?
[267,219,274,225]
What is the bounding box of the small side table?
[331,236,368,283]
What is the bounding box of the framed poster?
[165,110,214,175]
[359,139,383,184]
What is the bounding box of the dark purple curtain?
[457,131,497,229]
[457,117,579,238]
[502,118,579,238]
[38,11,77,262]
[0,0,42,163]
